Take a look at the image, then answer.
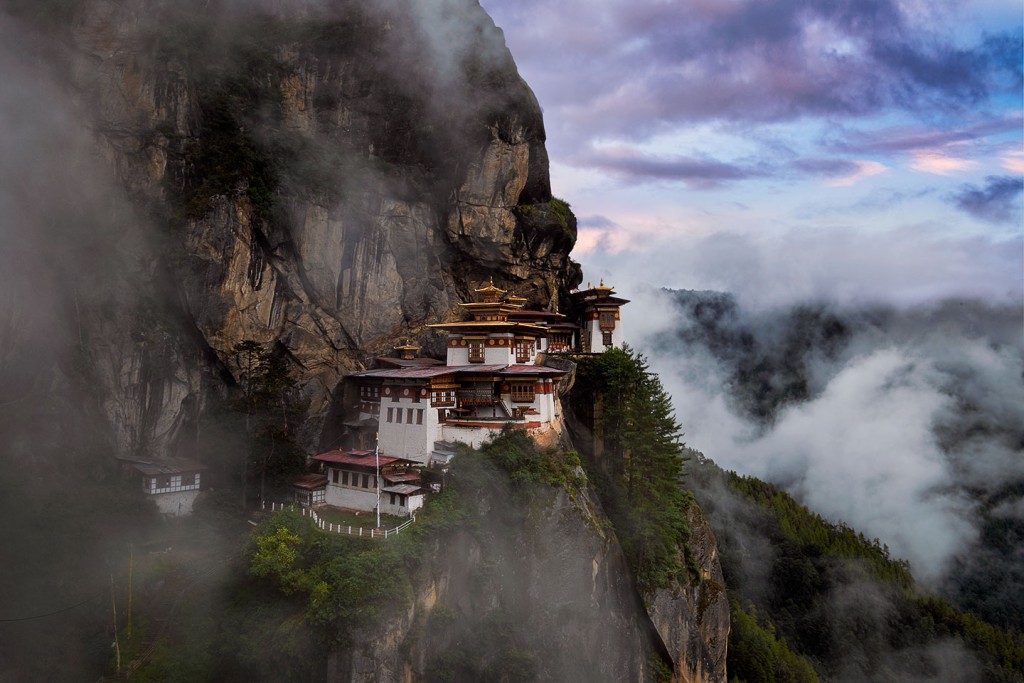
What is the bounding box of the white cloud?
[827,160,888,186]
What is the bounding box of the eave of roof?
[313,450,414,467]
[382,484,425,495]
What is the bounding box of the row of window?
[509,383,535,402]
[331,469,376,489]
[431,389,456,406]
[147,473,200,490]
[386,407,425,424]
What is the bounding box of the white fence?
[261,501,416,539]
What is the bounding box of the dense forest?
[688,455,1024,682]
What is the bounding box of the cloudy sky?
[480,0,1022,308]
[480,0,1023,581]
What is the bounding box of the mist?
[617,278,1024,622]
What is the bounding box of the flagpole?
[375,432,381,529]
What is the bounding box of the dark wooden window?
[602,330,613,346]
[362,474,370,488]
[407,408,414,424]
[510,383,535,403]
[468,340,484,363]
[386,407,393,423]
[416,409,424,425]
[515,340,531,363]
[599,311,616,329]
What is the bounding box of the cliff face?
[648,504,730,683]
[2,4,730,680]
[7,0,577,457]
[324,459,727,683]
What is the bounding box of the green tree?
[233,340,306,507]
[579,346,692,593]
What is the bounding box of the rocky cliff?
[4,0,578,458]
[1,3,729,681]
[321,445,728,683]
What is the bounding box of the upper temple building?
[341,278,628,465]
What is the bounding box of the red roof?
[292,473,328,490]
[384,472,421,483]
[312,449,412,468]
[498,365,566,376]
[352,363,565,380]
[352,366,457,379]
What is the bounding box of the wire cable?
[0,587,106,622]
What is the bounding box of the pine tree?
[581,346,692,593]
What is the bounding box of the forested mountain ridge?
[688,454,1024,682]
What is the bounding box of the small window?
[340,470,347,485]
[387,407,394,423]
[515,340,530,363]
[362,474,370,488]
[396,409,403,424]
[416,409,424,425]
[407,408,414,424]
[389,493,397,505]
[602,330,613,346]
[468,340,484,363]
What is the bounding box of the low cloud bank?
[629,287,1022,594]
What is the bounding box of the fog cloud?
[628,287,1023,588]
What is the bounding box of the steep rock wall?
[328,480,690,682]
[9,0,578,456]
[648,504,731,683]
[312,437,727,683]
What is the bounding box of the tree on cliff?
[579,346,692,593]
[233,340,306,506]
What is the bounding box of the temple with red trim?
[337,278,628,465]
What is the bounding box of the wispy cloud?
[487,0,1021,139]
[911,149,979,175]
[1003,149,1024,174]
[582,145,765,187]
[826,160,889,186]
[950,175,1024,224]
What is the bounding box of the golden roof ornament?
[474,277,506,303]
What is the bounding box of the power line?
[0,588,105,623]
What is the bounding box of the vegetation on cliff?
[129,430,658,681]
[689,456,1024,682]
[575,347,694,595]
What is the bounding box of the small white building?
[130,458,206,516]
[313,449,426,516]
[291,472,328,508]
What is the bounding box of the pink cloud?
[827,160,888,186]
[911,150,979,175]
